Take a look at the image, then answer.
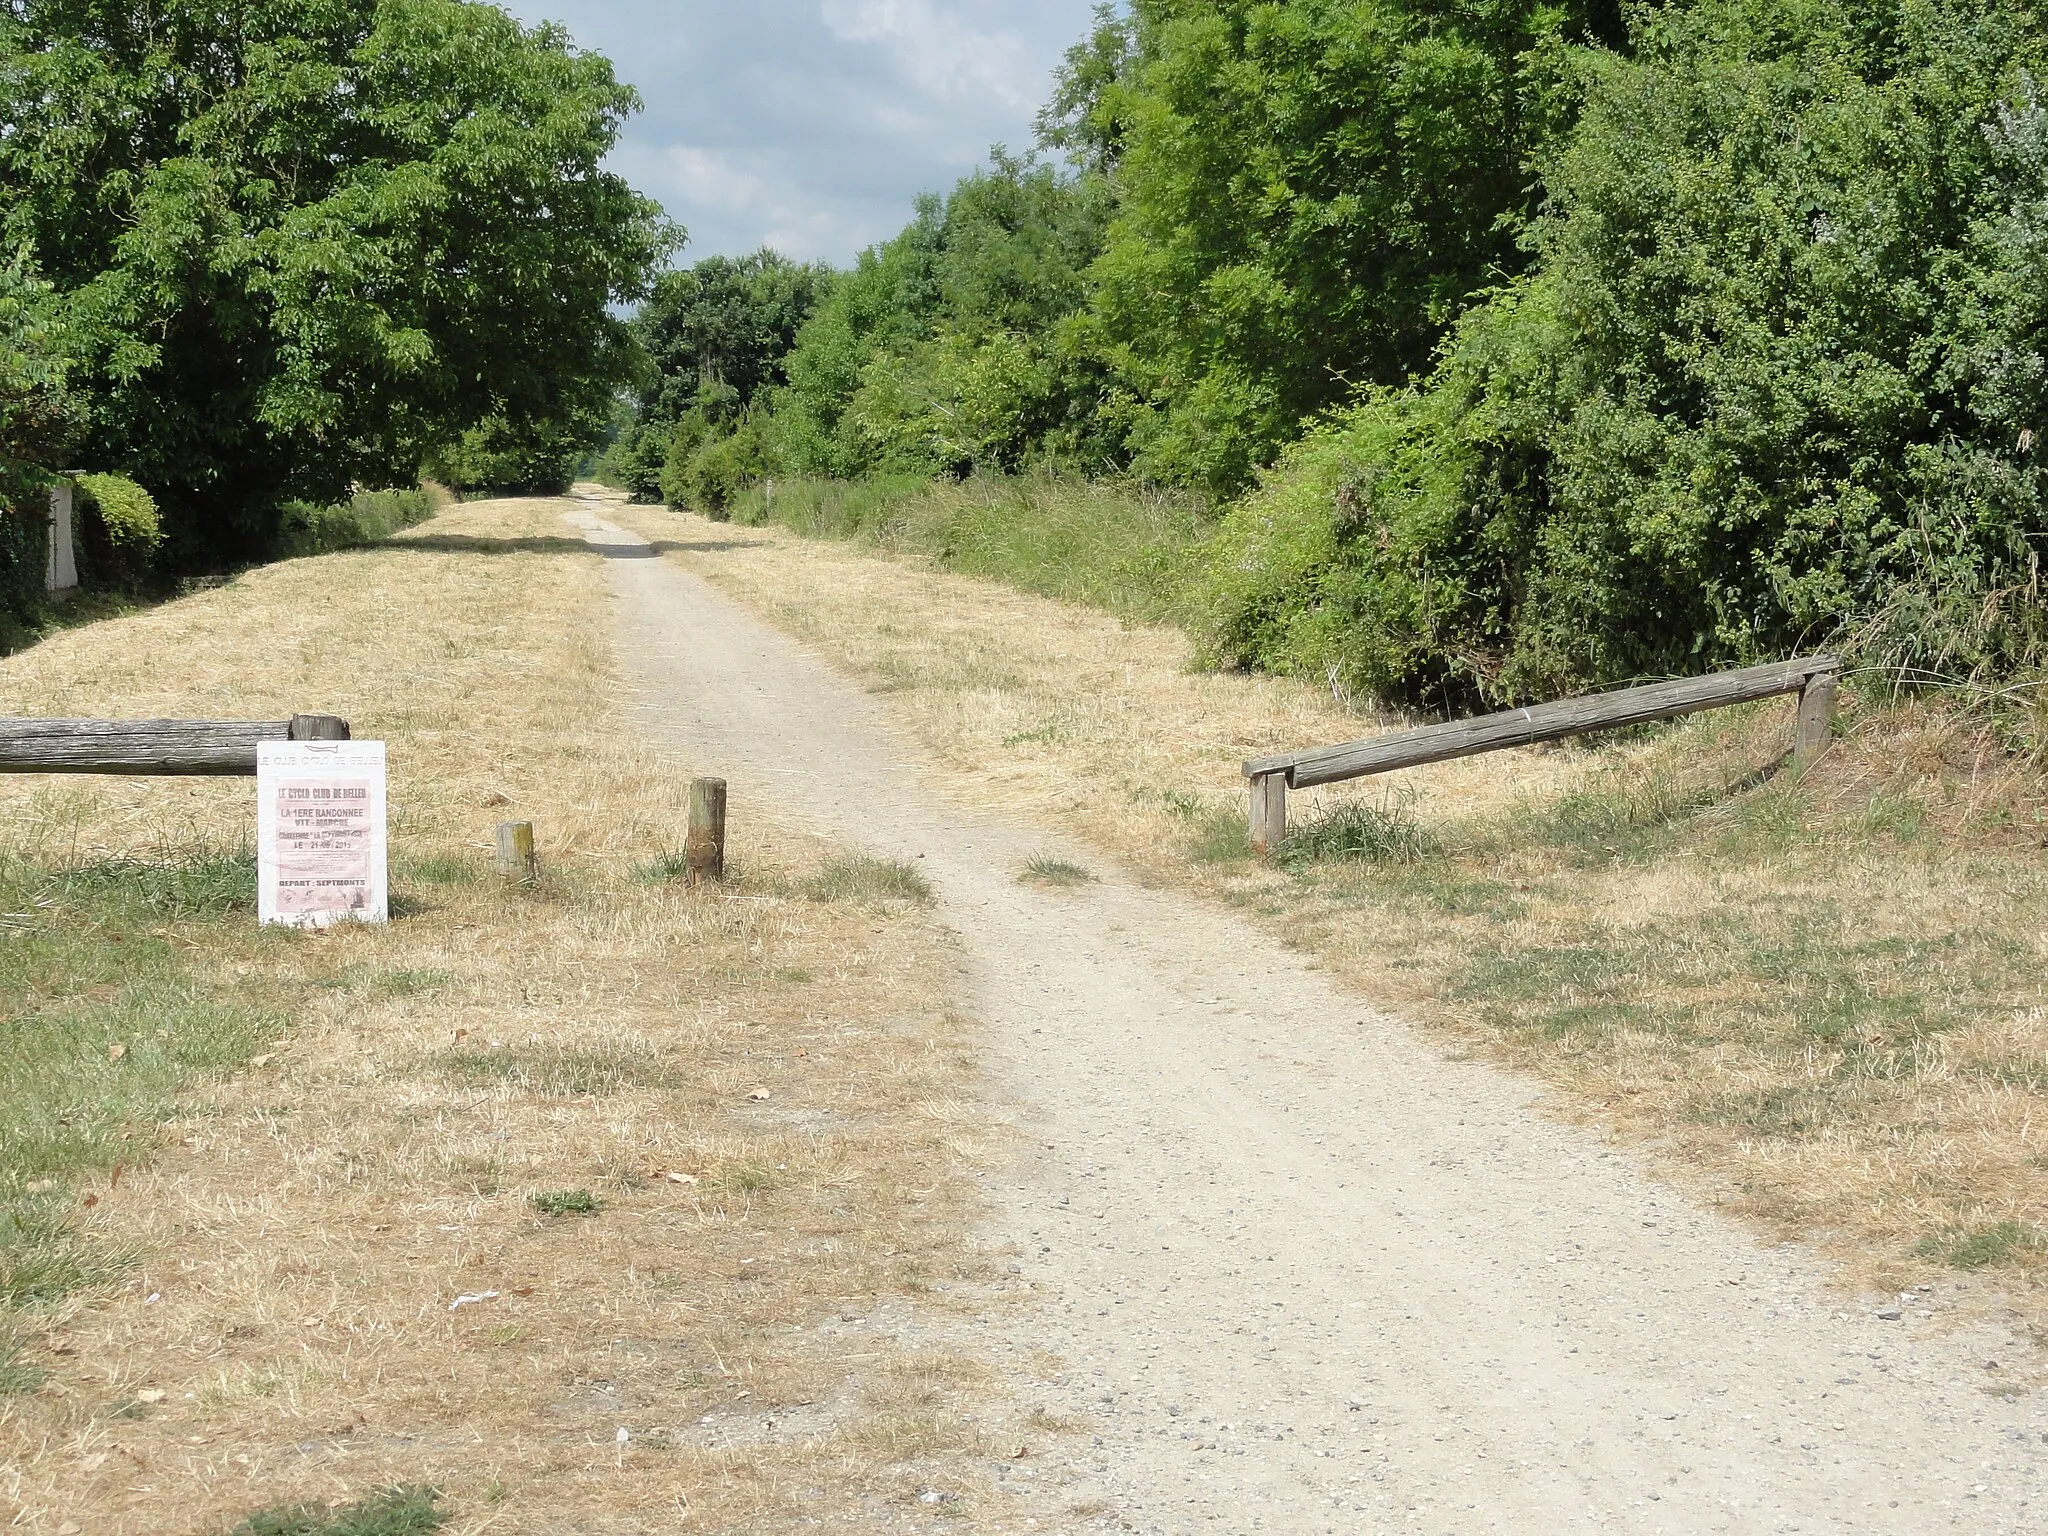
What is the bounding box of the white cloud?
[498,1,1102,265]
[819,0,1040,107]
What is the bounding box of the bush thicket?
[1200,0,2048,707]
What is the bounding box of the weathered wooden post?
[288,714,351,742]
[1249,771,1288,856]
[1792,669,1838,773]
[495,821,538,884]
[687,777,727,884]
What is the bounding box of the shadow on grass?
[387,534,766,559]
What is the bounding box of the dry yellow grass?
[0,497,1031,1534]
[616,496,2048,1333]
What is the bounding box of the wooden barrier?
[1243,656,1840,853]
[0,714,350,776]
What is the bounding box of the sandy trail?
[565,502,2046,1533]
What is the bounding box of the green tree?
[1054,0,1623,495]
[0,249,73,621]
[770,153,1112,479]
[0,0,671,562]
[612,250,832,499]
[1201,0,2048,708]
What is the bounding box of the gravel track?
[567,501,2047,1534]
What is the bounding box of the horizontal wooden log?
[0,715,349,776]
[1245,657,1838,790]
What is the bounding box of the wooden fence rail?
[1243,656,1839,852]
[0,714,351,776]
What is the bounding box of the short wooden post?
[687,777,727,884]
[1792,671,1837,773]
[495,820,537,884]
[1249,771,1288,856]
[288,714,351,742]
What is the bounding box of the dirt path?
[568,499,2047,1533]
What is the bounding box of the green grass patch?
[529,1188,602,1218]
[732,472,1207,623]
[42,848,257,916]
[392,850,480,887]
[718,1163,775,1194]
[314,965,449,999]
[1278,793,1439,870]
[229,1484,443,1536]
[801,853,933,908]
[435,1039,674,1097]
[633,849,695,884]
[1449,909,2005,1058]
[0,845,284,1393]
[1915,1223,2048,1271]
[1186,802,1253,864]
[1019,854,1094,887]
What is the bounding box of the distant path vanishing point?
[564,496,2046,1535]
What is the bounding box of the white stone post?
[45,478,77,592]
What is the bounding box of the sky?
[498,1,1104,268]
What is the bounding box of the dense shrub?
[73,471,161,589]
[272,488,439,557]
[426,417,584,498]
[0,250,70,631]
[1201,0,2048,709]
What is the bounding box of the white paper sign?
[257,740,389,927]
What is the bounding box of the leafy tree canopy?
[770,152,1113,481]
[0,247,71,515]
[0,0,673,562]
[1054,0,1625,495]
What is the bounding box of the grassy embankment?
[628,479,2048,1330]
[728,472,1202,623]
[0,496,1021,1534]
[4,486,446,659]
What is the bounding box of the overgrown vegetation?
[729,472,1202,621]
[1202,0,2048,710]
[801,853,935,908]
[272,488,442,559]
[1276,792,1439,870]
[228,1485,442,1536]
[609,0,2048,721]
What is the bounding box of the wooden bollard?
[288,714,351,742]
[495,820,537,884]
[687,777,727,884]
[1792,671,1838,773]
[1249,771,1288,856]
